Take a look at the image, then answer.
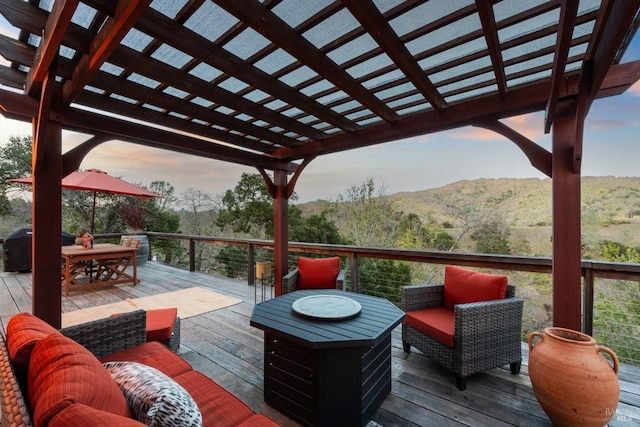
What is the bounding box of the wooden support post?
[189,239,195,272]
[273,170,288,296]
[31,120,62,327]
[551,113,582,331]
[247,243,255,286]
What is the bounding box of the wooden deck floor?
[1,262,639,426]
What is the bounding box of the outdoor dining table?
[61,243,138,296]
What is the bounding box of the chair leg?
[510,361,521,374]
[455,375,467,391]
[402,341,410,353]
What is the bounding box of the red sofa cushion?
[49,403,146,427]
[297,256,340,290]
[443,265,507,309]
[99,341,192,378]
[6,313,60,373]
[28,334,132,426]
[145,307,177,342]
[174,370,255,427]
[405,308,455,347]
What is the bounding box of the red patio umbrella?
[9,169,161,233]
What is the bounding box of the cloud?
[629,81,640,97]
[587,117,628,132]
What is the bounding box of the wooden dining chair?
[94,238,140,282]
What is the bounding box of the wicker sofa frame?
[401,283,523,390]
[0,310,173,426]
[282,267,346,294]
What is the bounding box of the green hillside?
[299,176,640,256]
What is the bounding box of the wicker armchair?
[401,283,523,390]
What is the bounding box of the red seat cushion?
[174,370,254,427]
[297,256,340,290]
[405,308,455,347]
[28,334,132,426]
[443,265,507,309]
[99,341,192,379]
[145,307,177,342]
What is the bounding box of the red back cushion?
[28,334,132,426]
[297,257,340,290]
[443,265,508,309]
[6,313,61,373]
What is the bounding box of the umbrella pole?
[89,191,97,283]
[90,191,97,234]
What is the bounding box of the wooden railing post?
[248,243,255,286]
[583,266,594,335]
[350,253,359,293]
[189,238,195,272]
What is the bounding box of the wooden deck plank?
[1,261,639,426]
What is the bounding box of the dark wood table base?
[251,290,404,427]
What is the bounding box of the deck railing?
[91,232,640,366]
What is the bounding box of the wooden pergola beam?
[275,61,640,161]
[342,0,447,112]
[471,119,552,177]
[0,89,299,172]
[544,0,579,133]
[136,8,360,133]
[23,0,79,96]
[62,0,152,104]
[212,0,400,124]
[476,0,507,98]
[582,0,640,114]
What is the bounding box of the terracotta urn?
[528,327,619,426]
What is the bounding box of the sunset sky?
[1,16,638,205]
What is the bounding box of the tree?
[0,135,33,216]
[0,135,32,188]
[396,213,455,251]
[329,178,399,247]
[176,187,220,270]
[179,188,219,236]
[328,178,412,300]
[216,172,304,239]
[470,219,511,254]
[289,211,346,244]
[216,173,276,238]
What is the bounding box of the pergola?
[0,0,638,329]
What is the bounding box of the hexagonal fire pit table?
[250,289,405,427]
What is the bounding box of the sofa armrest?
[0,332,32,427]
[60,310,147,358]
[401,284,444,312]
[282,268,299,294]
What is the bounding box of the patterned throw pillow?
[103,361,202,427]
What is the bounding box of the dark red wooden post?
[272,169,288,296]
[31,120,63,327]
[551,112,582,331]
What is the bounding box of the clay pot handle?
[528,331,544,351]
[597,345,619,374]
